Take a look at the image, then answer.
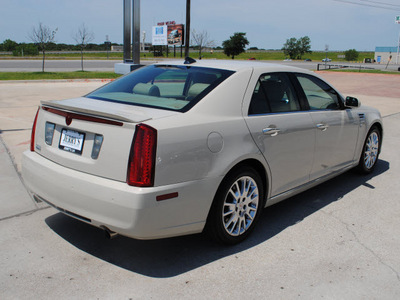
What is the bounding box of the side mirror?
[345,96,361,108]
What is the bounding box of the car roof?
[154,59,315,74]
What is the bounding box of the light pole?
[325,44,329,68]
[122,0,140,64]
[142,31,146,51]
[123,0,131,62]
[184,0,191,58]
[132,0,140,64]
[396,16,400,64]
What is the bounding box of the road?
[1,59,399,72]
[0,59,124,72]
[0,73,400,299]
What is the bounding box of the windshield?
[87,65,234,112]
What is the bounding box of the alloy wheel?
[364,131,379,170]
[222,176,259,236]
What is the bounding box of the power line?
[333,0,400,11]
[360,0,400,8]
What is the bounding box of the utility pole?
[184,0,191,58]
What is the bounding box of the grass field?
[0,50,397,80]
[0,50,375,63]
[0,71,122,81]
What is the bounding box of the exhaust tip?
[101,226,118,240]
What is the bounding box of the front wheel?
[206,167,264,244]
[357,127,381,174]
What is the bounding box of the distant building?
[374,47,398,63]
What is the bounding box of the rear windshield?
[87,65,234,112]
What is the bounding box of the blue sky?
[1,0,399,51]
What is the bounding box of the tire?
[206,167,264,245]
[357,126,381,174]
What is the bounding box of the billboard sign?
[153,21,184,46]
[152,25,168,45]
[167,24,184,46]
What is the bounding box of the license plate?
[59,129,85,155]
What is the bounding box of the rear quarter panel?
[147,68,269,187]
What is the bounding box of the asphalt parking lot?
[0,71,399,299]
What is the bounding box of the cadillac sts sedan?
[22,59,383,244]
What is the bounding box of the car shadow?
[45,160,389,278]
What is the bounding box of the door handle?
[263,127,281,136]
[316,123,329,131]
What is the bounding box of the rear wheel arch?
[221,159,269,202]
[204,158,269,244]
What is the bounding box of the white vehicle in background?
[22,59,383,244]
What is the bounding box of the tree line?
[0,39,116,54]
[2,23,361,72]
[0,22,114,72]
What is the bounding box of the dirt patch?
[316,71,400,98]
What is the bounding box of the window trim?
[248,72,307,116]
[292,72,345,111]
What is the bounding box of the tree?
[29,22,57,72]
[344,49,359,61]
[2,39,18,51]
[282,37,299,59]
[222,32,249,59]
[191,29,214,59]
[73,23,94,71]
[282,36,312,59]
[298,36,312,58]
[13,44,39,56]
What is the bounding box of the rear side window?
[249,73,300,115]
[295,74,341,110]
[87,65,234,112]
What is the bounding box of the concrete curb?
[0,135,41,219]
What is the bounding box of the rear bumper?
[22,151,220,240]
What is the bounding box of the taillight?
[127,124,157,187]
[30,107,40,152]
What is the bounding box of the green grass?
[158,50,375,62]
[0,50,375,62]
[0,71,122,81]
[0,50,393,80]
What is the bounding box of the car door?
[244,72,316,197]
[294,73,360,180]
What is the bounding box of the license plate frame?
[59,129,85,155]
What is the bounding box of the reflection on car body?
[22,58,383,244]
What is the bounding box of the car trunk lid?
[33,97,176,183]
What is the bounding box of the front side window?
[87,65,234,112]
[295,74,341,110]
[249,73,300,115]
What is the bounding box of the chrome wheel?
[357,127,381,174]
[364,131,379,170]
[222,176,260,237]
